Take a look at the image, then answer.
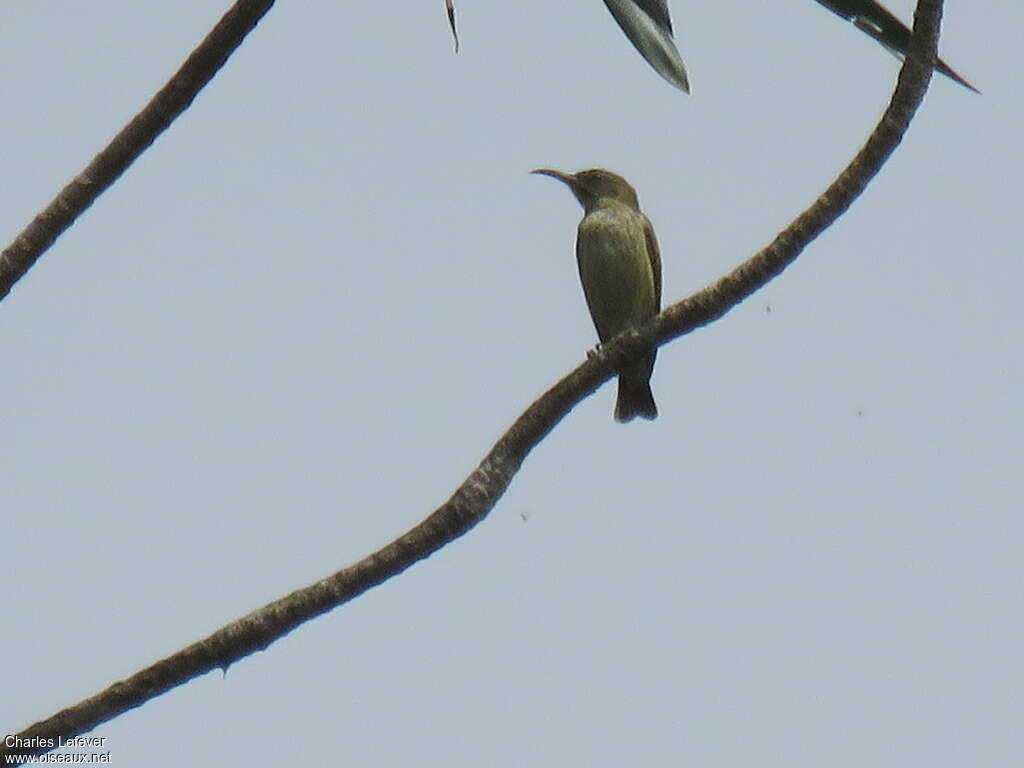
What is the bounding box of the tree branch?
[0,0,276,303]
[1,0,944,759]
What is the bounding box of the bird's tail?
[615,368,658,423]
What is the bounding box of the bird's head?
[532,168,640,212]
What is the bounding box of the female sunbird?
[533,168,662,423]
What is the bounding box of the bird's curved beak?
[532,168,588,208]
[531,168,575,187]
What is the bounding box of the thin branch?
[648,0,941,350]
[0,0,276,303]
[1,0,944,759]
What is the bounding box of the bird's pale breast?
[576,203,658,342]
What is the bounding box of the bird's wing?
[813,0,977,92]
[642,214,662,310]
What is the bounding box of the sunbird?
[533,168,662,423]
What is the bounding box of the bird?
[813,0,978,92]
[532,168,662,423]
[602,0,690,92]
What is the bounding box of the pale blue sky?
[2,1,1020,765]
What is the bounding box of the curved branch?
[1,0,944,759]
[0,0,276,303]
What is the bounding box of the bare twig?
[0,0,277,303]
